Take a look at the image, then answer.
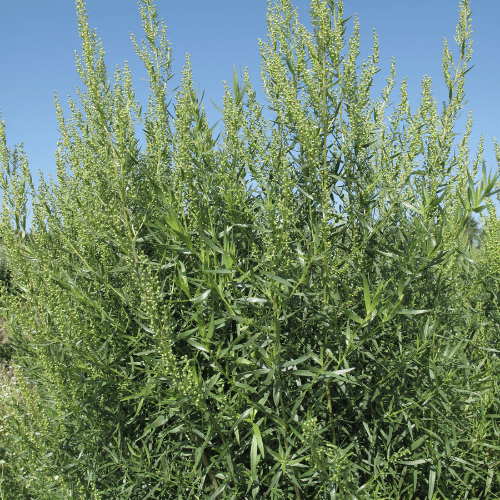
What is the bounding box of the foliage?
[0,243,12,295]
[0,0,499,498]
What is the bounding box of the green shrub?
[0,0,499,498]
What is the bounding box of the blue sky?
[0,0,499,224]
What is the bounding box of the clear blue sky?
[0,0,499,224]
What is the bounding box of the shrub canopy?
[0,0,499,498]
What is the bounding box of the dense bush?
[0,0,499,498]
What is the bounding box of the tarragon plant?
[0,0,498,498]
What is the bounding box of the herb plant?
[0,0,499,498]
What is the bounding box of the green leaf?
[236,296,269,305]
[397,276,405,300]
[252,423,265,457]
[206,312,215,341]
[290,370,315,377]
[342,307,364,324]
[202,268,234,274]
[402,201,423,215]
[167,225,195,254]
[251,434,259,479]
[199,231,225,255]
[191,288,211,306]
[320,367,356,379]
[428,468,436,500]
[411,435,426,451]
[422,184,430,207]
[397,309,432,315]
[176,259,191,299]
[261,270,293,289]
[229,408,253,435]
[187,338,209,352]
[362,274,371,314]
[371,281,384,312]
[280,355,311,369]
